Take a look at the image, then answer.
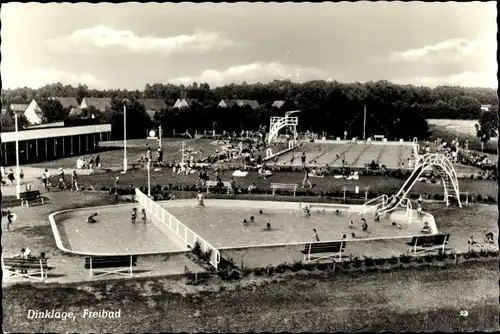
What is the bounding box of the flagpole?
[363,105,367,140]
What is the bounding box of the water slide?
[375,164,424,215]
[373,153,462,216]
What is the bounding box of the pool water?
[56,205,186,255]
[160,200,427,248]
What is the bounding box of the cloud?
[392,71,498,88]
[170,62,327,87]
[388,36,495,63]
[47,25,235,55]
[20,68,107,89]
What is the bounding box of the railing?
[362,195,388,215]
[135,188,220,270]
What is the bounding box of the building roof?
[272,100,285,108]
[137,99,167,116]
[10,104,29,112]
[51,97,79,109]
[69,107,84,118]
[82,98,112,111]
[174,98,197,108]
[219,99,237,108]
[237,100,260,110]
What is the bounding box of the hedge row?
[103,184,498,204]
[186,249,499,283]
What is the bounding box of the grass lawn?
[27,138,283,170]
[427,119,498,156]
[73,169,498,199]
[3,260,498,332]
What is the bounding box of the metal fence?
[135,188,220,269]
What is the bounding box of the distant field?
[427,119,498,155]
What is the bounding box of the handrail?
[135,189,220,269]
[362,195,388,215]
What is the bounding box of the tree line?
[1,80,497,141]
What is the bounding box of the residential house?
[173,98,197,109]
[69,107,85,118]
[137,99,167,119]
[218,99,260,110]
[50,97,79,110]
[218,99,237,108]
[0,108,13,127]
[272,100,285,109]
[236,100,260,110]
[80,97,112,112]
[12,100,42,125]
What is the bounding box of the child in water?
[87,212,98,224]
[131,208,137,224]
[303,206,311,216]
[196,190,205,206]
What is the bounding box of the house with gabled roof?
[80,97,112,112]
[272,100,285,108]
[12,100,42,125]
[137,99,167,119]
[236,100,260,110]
[173,98,198,109]
[69,107,85,119]
[218,99,237,108]
[50,97,79,110]
[0,108,13,127]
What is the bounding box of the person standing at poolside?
[71,170,79,191]
[301,152,306,167]
[6,209,14,232]
[313,229,320,242]
[131,208,137,224]
[57,168,66,189]
[141,208,147,224]
[302,168,312,189]
[196,190,205,206]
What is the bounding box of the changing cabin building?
[0,120,111,166]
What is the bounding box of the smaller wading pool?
[51,204,187,255]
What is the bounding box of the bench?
[2,257,53,281]
[19,190,44,207]
[84,255,138,277]
[271,183,298,197]
[407,233,450,254]
[205,180,231,194]
[301,241,346,262]
[365,163,380,171]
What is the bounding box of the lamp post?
[122,99,129,173]
[14,111,21,199]
[212,122,217,137]
[158,125,162,149]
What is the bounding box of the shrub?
[399,254,410,263]
[316,262,329,271]
[265,265,274,276]
[351,256,363,267]
[423,254,434,263]
[388,256,399,264]
[254,267,265,276]
[476,194,483,202]
[275,263,290,273]
[468,251,479,258]
[375,258,386,266]
[363,256,375,267]
[415,256,424,263]
[290,260,303,272]
[303,263,316,271]
[192,241,202,257]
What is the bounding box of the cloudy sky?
[1,2,497,90]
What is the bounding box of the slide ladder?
[375,153,461,216]
[268,116,298,143]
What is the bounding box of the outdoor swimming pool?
[51,204,187,255]
[158,199,432,249]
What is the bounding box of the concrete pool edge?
[49,203,189,256]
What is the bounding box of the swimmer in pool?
[196,190,205,206]
[87,212,98,224]
[303,206,311,216]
